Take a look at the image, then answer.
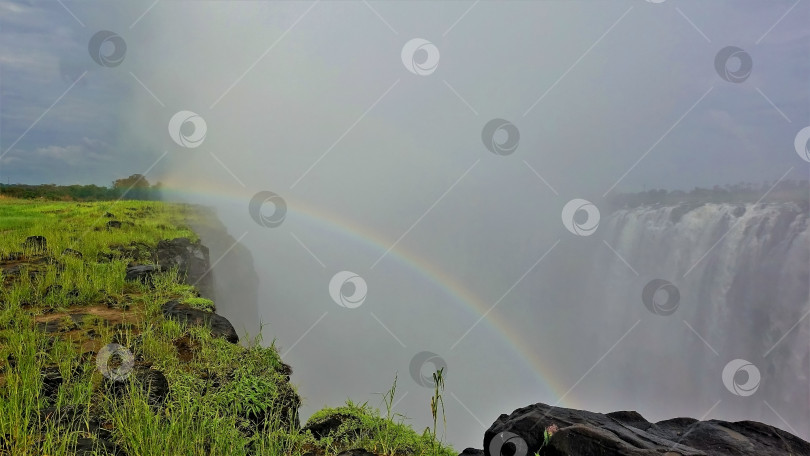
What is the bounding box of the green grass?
[0,198,457,456]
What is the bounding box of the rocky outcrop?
[162,300,238,343]
[155,237,212,296]
[187,208,260,337]
[122,237,212,294]
[480,402,810,456]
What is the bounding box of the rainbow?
[160,183,571,406]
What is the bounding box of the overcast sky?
[2,0,809,450]
[1,1,807,191]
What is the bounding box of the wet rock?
[303,410,364,440]
[161,300,238,343]
[155,238,211,295]
[458,449,485,456]
[124,264,165,284]
[481,402,810,456]
[41,366,63,399]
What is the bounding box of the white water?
[583,202,809,438]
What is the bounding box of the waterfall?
[587,202,809,438]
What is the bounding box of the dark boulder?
[124,264,165,284]
[162,300,238,343]
[302,410,364,441]
[41,366,64,400]
[155,238,212,296]
[481,403,810,456]
[106,220,122,229]
[250,380,301,432]
[459,449,485,456]
[24,235,47,250]
[105,367,169,409]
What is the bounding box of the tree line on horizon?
[606,179,810,210]
[0,174,162,201]
[1,176,807,206]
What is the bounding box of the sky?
[1,0,809,450]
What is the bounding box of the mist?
[2,0,809,449]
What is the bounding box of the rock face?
[188,209,260,339]
[123,237,212,294]
[162,300,238,343]
[482,403,810,456]
[155,238,212,297]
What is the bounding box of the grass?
[0,198,457,456]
